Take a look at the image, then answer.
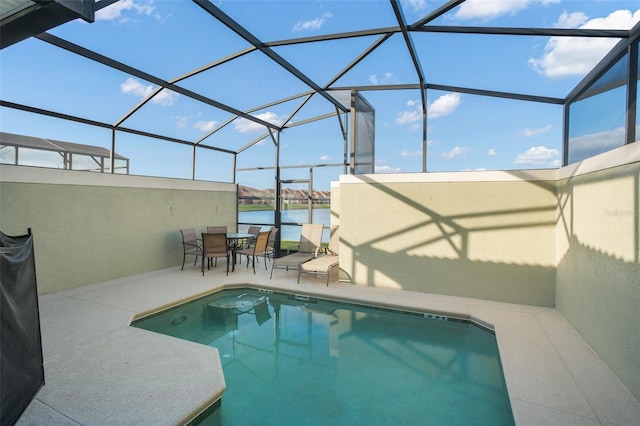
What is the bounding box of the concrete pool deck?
[17,264,639,425]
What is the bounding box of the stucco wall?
[0,165,237,294]
[336,143,639,398]
[338,172,558,306]
[555,157,639,399]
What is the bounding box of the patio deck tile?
[16,264,640,425]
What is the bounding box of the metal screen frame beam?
[626,40,638,145]
[265,27,399,47]
[391,0,427,171]
[413,26,630,38]
[331,83,564,105]
[116,46,256,128]
[193,0,348,114]
[567,21,640,103]
[0,0,94,49]
[0,100,236,155]
[409,0,466,29]
[35,33,279,132]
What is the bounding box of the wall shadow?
[341,174,558,306]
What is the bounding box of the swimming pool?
[132,288,514,425]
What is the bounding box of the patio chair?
[235,230,270,273]
[236,225,261,265]
[265,227,279,261]
[207,225,228,234]
[246,225,261,246]
[298,225,339,286]
[201,233,229,276]
[270,223,323,279]
[180,228,202,270]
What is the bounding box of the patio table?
[227,233,254,271]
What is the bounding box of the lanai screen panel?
[352,91,375,174]
[568,54,629,164]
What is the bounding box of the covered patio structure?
[1,1,638,424]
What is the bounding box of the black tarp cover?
[1,229,45,425]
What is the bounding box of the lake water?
[239,208,331,242]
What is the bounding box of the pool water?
[132,288,514,425]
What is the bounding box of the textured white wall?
[338,172,558,306]
[335,143,639,399]
[0,166,237,294]
[555,157,639,399]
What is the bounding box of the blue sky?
[1,0,639,190]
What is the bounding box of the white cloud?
[96,0,155,22]
[529,9,640,78]
[427,93,461,118]
[174,115,190,128]
[488,149,498,156]
[568,126,625,160]
[375,164,403,173]
[395,94,460,126]
[454,0,560,21]
[442,146,469,160]
[120,77,151,97]
[554,11,588,28]
[369,72,393,85]
[514,146,560,166]
[293,12,333,32]
[395,110,422,125]
[120,77,177,106]
[153,90,178,106]
[194,120,217,132]
[402,0,428,12]
[522,124,552,137]
[234,111,284,133]
[319,155,332,161]
[401,149,422,157]
[584,8,640,30]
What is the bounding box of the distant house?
[239,185,329,206]
[0,132,129,173]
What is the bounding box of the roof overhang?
[0,0,94,49]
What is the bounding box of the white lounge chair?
[298,225,339,286]
[270,223,323,279]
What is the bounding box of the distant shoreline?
[239,203,330,212]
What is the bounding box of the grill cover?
[1,229,44,425]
